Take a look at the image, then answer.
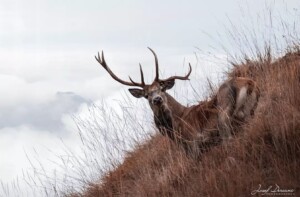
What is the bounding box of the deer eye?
[144,94,148,99]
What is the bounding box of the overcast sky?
[0,0,299,196]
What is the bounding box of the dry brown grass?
[70,49,300,197]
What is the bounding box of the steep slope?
[76,50,300,197]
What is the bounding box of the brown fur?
[217,77,260,138]
[152,76,260,156]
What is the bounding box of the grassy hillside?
[72,49,300,197]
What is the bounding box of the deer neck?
[164,93,186,118]
[153,92,187,140]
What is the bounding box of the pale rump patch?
[236,87,247,110]
[232,86,247,119]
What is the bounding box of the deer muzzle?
[153,95,163,105]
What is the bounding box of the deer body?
[217,77,260,138]
[139,90,219,154]
[95,48,260,155]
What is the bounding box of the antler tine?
[160,63,192,82]
[139,63,145,86]
[148,47,159,81]
[129,76,139,85]
[95,51,102,65]
[95,51,145,87]
[128,63,145,86]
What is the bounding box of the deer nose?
[153,96,163,105]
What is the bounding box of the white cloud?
[0,91,90,132]
[0,124,80,183]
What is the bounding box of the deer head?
[95,48,192,113]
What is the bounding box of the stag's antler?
[96,48,192,87]
[159,63,192,82]
[147,47,160,81]
[147,47,192,83]
[95,51,146,87]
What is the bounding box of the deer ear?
[128,88,144,98]
[162,79,175,90]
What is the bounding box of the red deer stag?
[95,48,260,155]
